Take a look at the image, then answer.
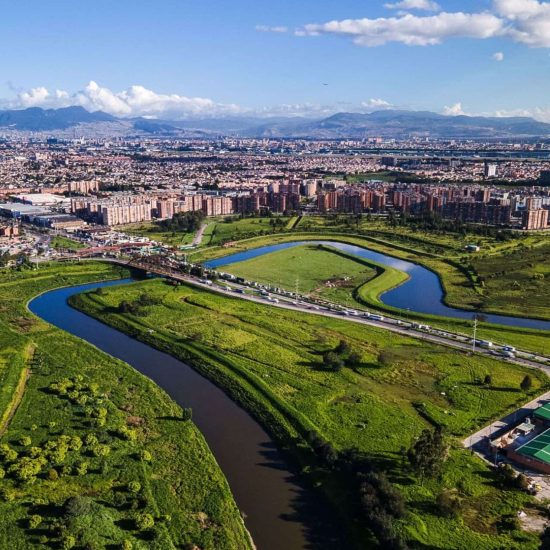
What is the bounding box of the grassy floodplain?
[75,277,550,549]
[0,262,250,549]
[191,231,550,357]
[294,216,550,320]
[228,243,379,305]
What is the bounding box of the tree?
[75,461,89,476]
[138,449,152,462]
[540,525,550,550]
[408,427,448,479]
[64,496,92,519]
[335,340,351,356]
[436,490,461,518]
[346,350,362,367]
[128,481,142,494]
[483,374,492,386]
[135,512,155,531]
[520,375,533,392]
[62,535,76,550]
[359,472,408,549]
[323,351,344,372]
[27,514,42,529]
[516,473,530,491]
[182,408,193,421]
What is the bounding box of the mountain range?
[1,106,550,139]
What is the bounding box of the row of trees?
[322,340,362,371]
[118,292,162,316]
[160,210,205,233]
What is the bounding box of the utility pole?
[472,317,478,354]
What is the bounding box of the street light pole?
[472,317,478,354]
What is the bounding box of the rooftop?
[516,428,550,466]
[534,403,550,422]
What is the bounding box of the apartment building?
[522,209,549,230]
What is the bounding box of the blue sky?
[1,0,550,119]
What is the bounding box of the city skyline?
[2,1,550,120]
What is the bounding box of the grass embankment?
[0,263,250,550]
[192,232,550,356]
[75,278,549,549]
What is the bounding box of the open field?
[121,215,295,249]
[49,236,85,251]
[228,244,378,305]
[121,222,196,248]
[471,240,550,320]
[201,216,293,246]
[0,263,250,549]
[75,277,550,549]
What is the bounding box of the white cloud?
[10,81,242,119]
[494,0,550,47]
[290,1,550,48]
[384,0,440,11]
[493,51,505,60]
[443,102,466,116]
[255,25,288,33]
[361,98,394,110]
[492,106,550,122]
[298,12,504,46]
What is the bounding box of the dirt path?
[0,344,34,436]
[191,222,209,246]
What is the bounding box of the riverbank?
[195,233,550,356]
[73,276,548,549]
[192,230,550,323]
[0,263,251,550]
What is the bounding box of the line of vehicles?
[202,271,523,360]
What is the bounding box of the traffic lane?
[189,280,546,371]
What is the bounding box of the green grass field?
[121,222,196,248]
[202,216,293,246]
[228,244,379,305]
[75,278,549,549]
[295,216,550,320]
[471,240,550,320]
[50,236,85,251]
[0,263,250,550]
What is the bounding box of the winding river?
[29,280,343,550]
[204,240,550,331]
